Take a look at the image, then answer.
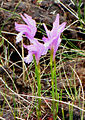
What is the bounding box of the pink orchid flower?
[23,39,48,64]
[15,13,37,43]
[43,14,66,60]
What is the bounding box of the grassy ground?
[0,0,85,119]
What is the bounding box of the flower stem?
[50,49,55,119]
[33,55,41,119]
[54,58,57,99]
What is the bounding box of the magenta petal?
[57,22,66,34]
[15,22,32,39]
[20,14,32,25]
[20,14,37,37]
[15,22,37,42]
[34,53,40,64]
[53,37,61,60]
[23,44,28,49]
[52,14,59,32]
[42,46,48,55]
[29,38,39,44]
[54,14,59,27]
[24,13,36,26]
[44,36,57,48]
[23,44,38,51]
[42,36,49,43]
[43,23,50,38]
[15,22,31,32]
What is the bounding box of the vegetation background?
[0,0,85,119]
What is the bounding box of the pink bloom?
[23,39,48,64]
[15,13,37,43]
[43,14,66,60]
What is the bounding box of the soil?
[0,0,85,120]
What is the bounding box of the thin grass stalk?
[62,108,65,120]
[78,87,83,120]
[84,4,85,22]
[69,77,75,100]
[21,39,26,86]
[14,0,22,12]
[12,66,18,117]
[12,66,16,113]
[7,43,9,66]
[79,88,81,118]
[60,89,62,101]
[78,0,82,19]
[56,93,59,120]
[54,59,59,117]
[33,55,41,119]
[81,95,84,120]
[0,75,7,116]
[69,102,73,120]
[72,65,78,99]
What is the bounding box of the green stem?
[50,49,55,99]
[54,59,57,99]
[33,55,41,119]
[54,58,59,118]
[50,49,55,119]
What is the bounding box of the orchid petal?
[23,44,38,51]
[43,23,50,38]
[53,37,61,60]
[15,22,31,32]
[52,14,59,32]
[20,14,32,25]
[57,22,66,34]
[24,52,33,64]
[42,36,49,43]
[24,13,36,26]
[16,32,23,43]
[15,14,37,43]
